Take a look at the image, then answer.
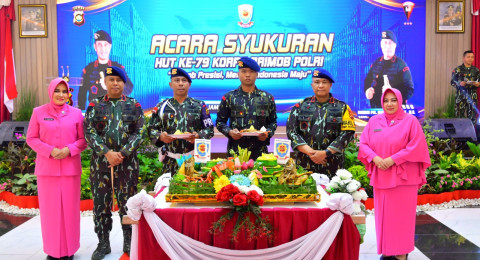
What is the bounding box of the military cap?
[104,66,126,83]
[312,68,335,83]
[237,57,260,72]
[94,30,112,44]
[170,68,192,83]
[447,4,454,9]
[381,30,397,44]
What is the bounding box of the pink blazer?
[26,104,87,176]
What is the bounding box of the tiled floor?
[0,207,479,259]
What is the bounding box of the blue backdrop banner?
[57,0,426,125]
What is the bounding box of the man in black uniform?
[148,68,214,175]
[78,30,133,110]
[84,66,144,259]
[364,30,414,108]
[287,68,355,177]
[451,50,480,123]
[216,57,277,160]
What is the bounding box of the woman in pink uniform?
[358,88,430,260]
[26,78,87,260]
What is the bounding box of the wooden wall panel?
[9,0,474,118]
[11,0,58,115]
[425,0,473,118]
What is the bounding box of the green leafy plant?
[431,92,456,119]
[343,138,362,169]
[138,152,163,191]
[11,173,37,195]
[467,141,480,158]
[15,89,36,121]
[348,165,373,198]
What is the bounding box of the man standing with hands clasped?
[84,66,145,259]
[287,68,355,177]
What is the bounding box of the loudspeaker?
[0,121,30,146]
[428,118,477,142]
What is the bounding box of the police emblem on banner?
[274,139,291,164]
[194,139,211,163]
[72,6,85,26]
[238,4,254,28]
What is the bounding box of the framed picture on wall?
[19,4,48,38]
[437,0,465,33]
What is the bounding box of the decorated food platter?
[168,134,195,139]
[166,147,321,203]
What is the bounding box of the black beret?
[381,30,397,44]
[94,30,112,44]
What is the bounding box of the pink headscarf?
[381,88,406,124]
[48,78,70,114]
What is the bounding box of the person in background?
[364,30,414,108]
[26,78,87,260]
[358,88,431,260]
[78,30,133,110]
[451,50,480,123]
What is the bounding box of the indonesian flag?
[4,16,17,113]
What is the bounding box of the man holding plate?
[216,57,277,160]
[451,50,480,123]
[148,68,214,175]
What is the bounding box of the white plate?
[168,134,195,139]
[241,132,264,136]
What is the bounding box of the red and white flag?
[4,15,17,113]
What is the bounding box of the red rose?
[222,184,240,195]
[247,190,264,206]
[232,194,248,206]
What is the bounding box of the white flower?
[352,190,363,201]
[359,189,368,200]
[311,173,330,185]
[353,203,362,214]
[331,176,341,184]
[336,169,352,180]
[248,172,256,182]
[346,180,361,193]
[341,179,351,186]
[248,184,264,196]
[232,182,250,194]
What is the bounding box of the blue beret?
[312,68,335,83]
[94,30,112,44]
[238,57,260,72]
[170,68,192,83]
[381,30,397,44]
[105,66,127,83]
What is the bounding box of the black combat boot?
[91,238,111,260]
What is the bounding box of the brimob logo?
[238,4,254,28]
[72,6,85,26]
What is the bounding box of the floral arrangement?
[325,169,368,214]
[210,183,274,242]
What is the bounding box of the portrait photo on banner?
[19,4,48,38]
[436,0,465,33]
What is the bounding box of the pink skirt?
[37,175,81,258]
[374,185,418,256]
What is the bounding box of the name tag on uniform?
[374,129,382,132]
[44,118,54,121]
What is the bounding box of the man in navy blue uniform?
[79,30,133,110]
[364,30,414,108]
